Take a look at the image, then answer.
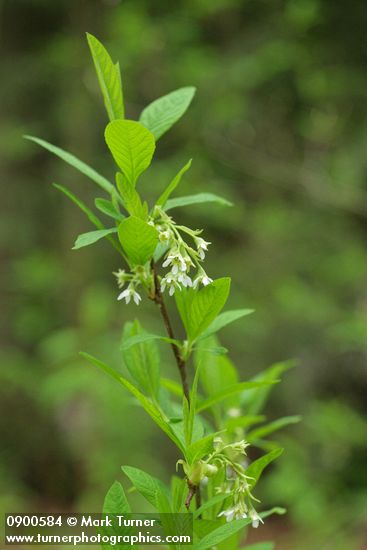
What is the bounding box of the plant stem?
[151,262,190,402]
[151,262,202,512]
[195,488,202,510]
[185,482,196,509]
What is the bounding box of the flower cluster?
[114,206,213,303]
[211,437,263,528]
[177,436,263,528]
[113,265,152,305]
[153,206,212,296]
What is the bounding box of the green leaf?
[193,519,219,540]
[243,543,275,550]
[95,198,124,221]
[197,345,228,356]
[140,87,196,140]
[246,448,284,490]
[164,192,232,211]
[197,380,278,413]
[53,183,104,229]
[196,337,238,411]
[122,466,171,511]
[53,184,124,257]
[72,228,118,250]
[118,377,185,452]
[171,476,187,513]
[100,482,132,550]
[246,415,301,442]
[120,332,180,351]
[183,396,190,447]
[118,216,158,265]
[199,309,254,341]
[80,352,123,383]
[105,120,155,186]
[103,481,131,514]
[156,159,192,207]
[194,518,250,550]
[116,172,147,219]
[184,363,201,446]
[188,278,231,341]
[24,136,118,198]
[160,378,183,398]
[121,320,160,399]
[80,352,184,452]
[86,33,124,121]
[174,288,196,336]
[186,432,222,465]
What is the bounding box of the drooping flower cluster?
[154,206,212,296]
[177,436,263,528]
[210,437,264,528]
[212,437,264,527]
[114,205,213,304]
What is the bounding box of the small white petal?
[133,292,141,305]
[117,289,129,301]
[162,258,171,268]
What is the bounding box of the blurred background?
[1,0,367,548]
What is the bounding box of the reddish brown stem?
[185,481,196,509]
[151,263,190,402]
[151,262,202,512]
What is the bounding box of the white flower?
[177,273,193,287]
[218,508,247,523]
[218,508,235,522]
[162,251,188,273]
[202,275,212,286]
[249,508,264,528]
[195,237,211,260]
[162,252,192,275]
[161,273,181,296]
[193,273,213,288]
[117,286,141,305]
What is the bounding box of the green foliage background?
[1,1,367,548]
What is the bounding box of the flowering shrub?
[26,33,300,549]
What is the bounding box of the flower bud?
[188,461,205,485]
[203,463,218,477]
